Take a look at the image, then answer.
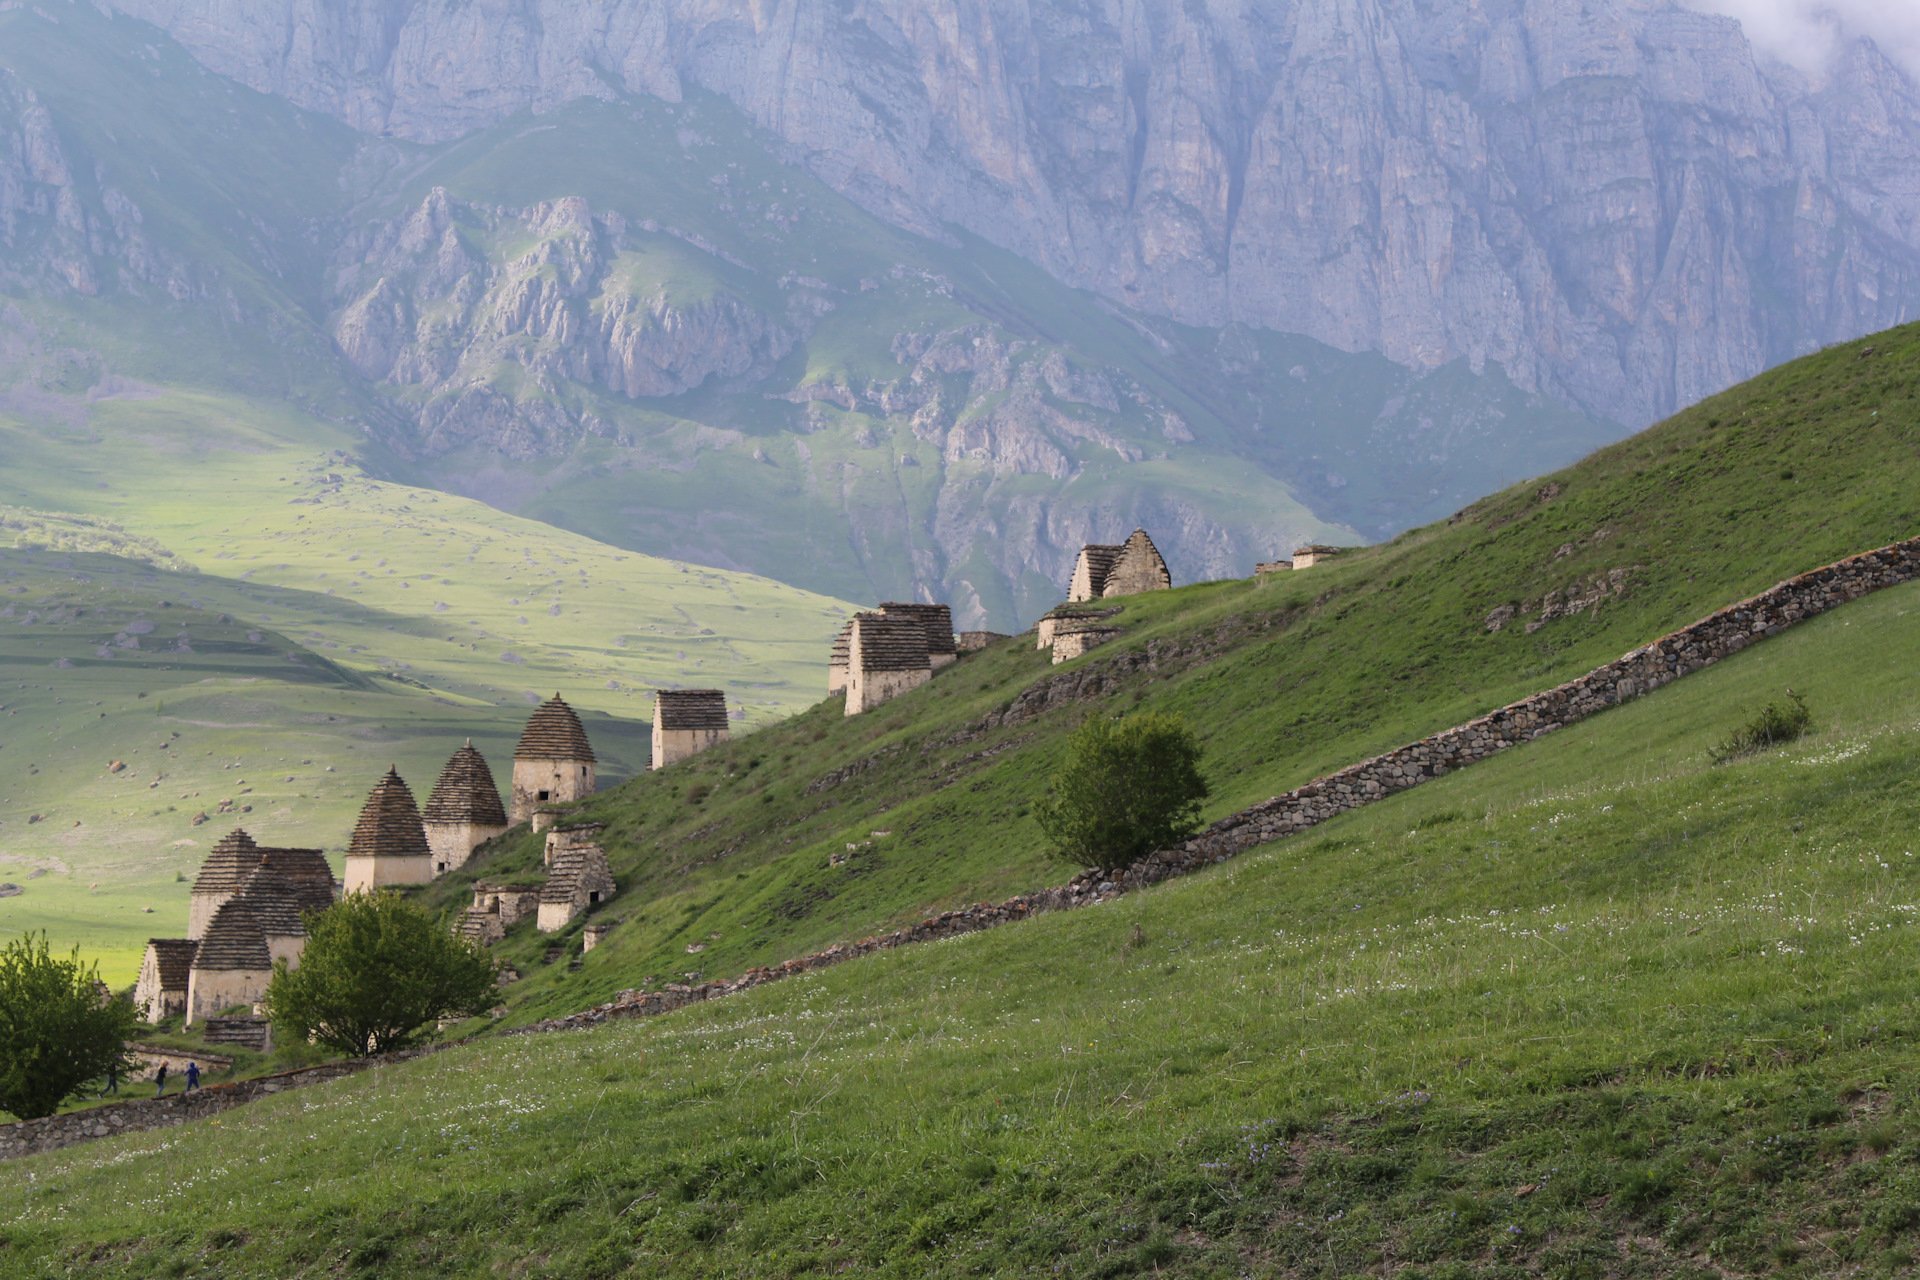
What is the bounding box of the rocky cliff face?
[108,0,1920,426]
[331,189,796,456]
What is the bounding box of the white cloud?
[1687,0,1920,79]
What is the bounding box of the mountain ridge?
[105,0,1920,427]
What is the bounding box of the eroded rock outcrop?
[110,0,1920,426]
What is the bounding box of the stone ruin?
[138,828,338,1026]
[956,630,1007,653]
[422,741,509,875]
[509,693,596,824]
[829,600,959,704]
[537,839,616,933]
[829,600,963,716]
[876,603,957,669]
[1048,615,1123,664]
[1255,558,1293,575]
[1292,544,1344,569]
[133,938,197,1024]
[1067,529,1171,603]
[342,767,433,893]
[842,610,934,716]
[186,828,333,940]
[456,881,543,946]
[651,689,729,770]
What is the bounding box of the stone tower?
[651,689,729,770]
[423,741,510,874]
[188,830,334,939]
[510,693,596,824]
[342,767,433,893]
[1068,529,1172,601]
[189,827,262,939]
[844,611,932,716]
[878,602,957,668]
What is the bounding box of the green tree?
[265,892,499,1058]
[0,932,136,1120]
[1036,711,1210,869]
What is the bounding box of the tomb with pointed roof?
[186,875,311,1025]
[510,694,597,823]
[1068,528,1172,602]
[189,828,335,938]
[424,741,510,875]
[343,767,433,893]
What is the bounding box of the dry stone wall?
[15,537,1919,1157]
[0,1055,430,1162]
[524,534,1920,1033]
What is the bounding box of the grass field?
[0,383,855,980]
[411,321,1920,1029]
[6,543,1919,1276]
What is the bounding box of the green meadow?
[0,385,855,979]
[6,546,1920,1277]
[421,322,1920,1028]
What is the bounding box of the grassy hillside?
[8,494,1920,1276]
[0,387,855,981]
[423,322,1920,1026]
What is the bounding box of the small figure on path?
[153,1062,168,1097]
[185,1062,200,1093]
[101,1059,119,1097]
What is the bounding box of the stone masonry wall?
[16,537,1919,1158]
[523,535,1920,1034]
[0,1054,431,1162]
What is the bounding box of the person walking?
[185,1062,200,1093]
[153,1062,168,1097]
[101,1059,119,1097]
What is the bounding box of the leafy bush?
[1710,690,1813,763]
[0,932,136,1119]
[1036,712,1209,869]
[265,892,499,1057]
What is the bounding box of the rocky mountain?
[108,0,1920,429]
[1,3,1621,629]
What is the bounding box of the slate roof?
[235,875,308,938]
[1075,544,1123,596]
[851,612,932,673]
[193,897,272,972]
[257,847,336,917]
[515,694,596,763]
[655,689,729,731]
[879,602,957,656]
[829,621,853,664]
[541,844,615,905]
[190,828,262,897]
[145,938,198,990]
[346,767,431,860]
[424,742,509,827]
[1116,529,1170,576]
[1294,544,1343,556]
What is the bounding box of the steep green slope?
[9,517,1920,1277]
[0,390,855,981]
[428,323,1920,1025]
